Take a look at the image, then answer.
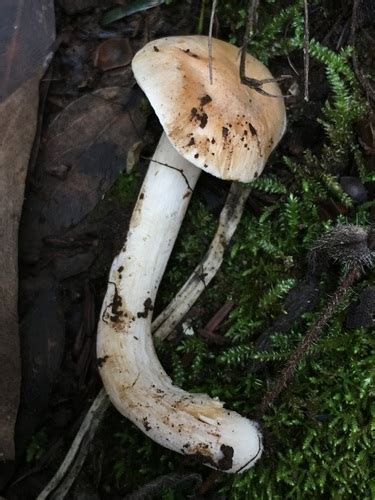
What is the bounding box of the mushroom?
[97,35,286,473]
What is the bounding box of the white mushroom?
[97,35,286,473]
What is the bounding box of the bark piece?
[0,74,42,461]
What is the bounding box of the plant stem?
[197,0,206,35]
[153,183,251,340]
[259,264,362,416]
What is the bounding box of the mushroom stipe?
[97,36,286,472]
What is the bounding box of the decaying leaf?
[0,0,55,102]
[102,0,165,25]
[15,88,147,451]
[20,87,147,263]
[58,0,113,15]
[0,1,55,463]
[93,38,133,71]
[0,73,42,461]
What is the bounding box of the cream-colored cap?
[132,36,286,182]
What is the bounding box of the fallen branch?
[208,0,218,84]
[239,0,291,97]
[303,0,310,101]
[152,182,251,340]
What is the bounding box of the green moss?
[26,429,48,463]
[230,327,374,499]
[109,170,141,205]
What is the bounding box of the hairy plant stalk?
[259,264,362,415]
[153,182,251,340]
[97,133,262,473]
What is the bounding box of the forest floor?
[2,0,374,498]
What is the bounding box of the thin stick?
[197,0,206,35]
[208,0,218,84]
[239,0,291,98]
[37,390,109,500]
[303,0,310,102]
[152,183,251,340]
[350,0,375,103]
[240,0,259,82]
[259,264,362,416]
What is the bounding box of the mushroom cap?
[132,35,286,182]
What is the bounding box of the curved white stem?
[152,182,251,340]
[97,134,262,473]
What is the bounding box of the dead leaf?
[16,87,146,453]
[16,275,65,456]
[20,87,147,263]
[0,73,42,461]
[93,38,133,71]
[0,0,55,102]
[58,0,113,15]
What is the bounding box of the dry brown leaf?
[20,87,147,263]
[0,0,55,102]
[93,38,133,71]
[0,73,42,461]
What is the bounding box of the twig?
[37,390,109,500]
[303,0,310,102]
[258,264,362,416]
[197,0,206,35]
[240,0,262,93]
[239,0,291,97]
[153,182,251,340]
[208,0,218,84]
[199,301,234,345]
[203,301,234,332]
[240,0,259,78]
[350,0,375,103]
